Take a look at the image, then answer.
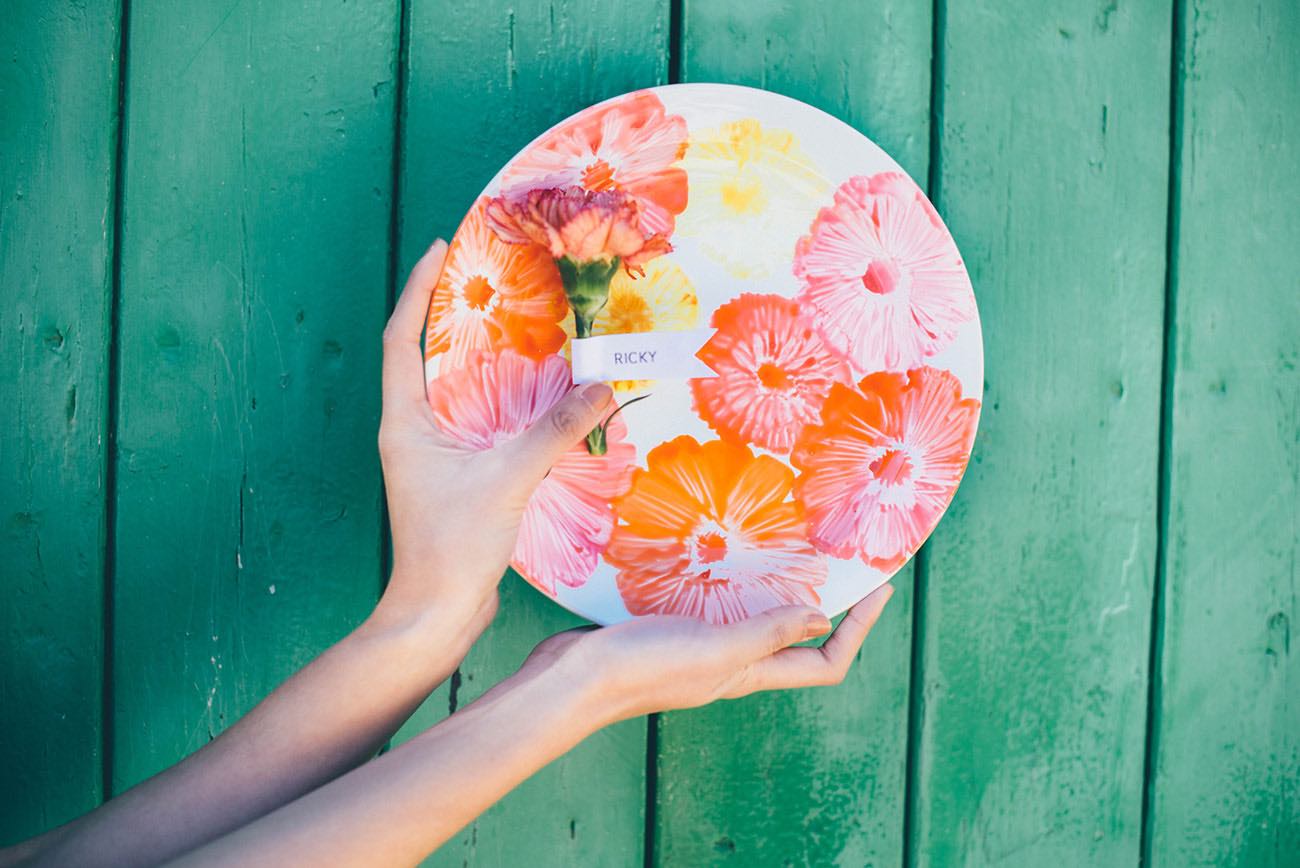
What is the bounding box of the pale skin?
[1,240,894,868]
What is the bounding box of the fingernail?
[581,381,613,409]
[863,583,894,605]
[804,613,833,639]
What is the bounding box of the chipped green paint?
[0,0,121,841]
[909,1,1172,864]
[1145,1,1300,865]
[109,0,399,790]
[1,1,1296,864]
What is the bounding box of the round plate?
[424,83,982,625]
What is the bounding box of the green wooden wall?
[2,1,1296,865]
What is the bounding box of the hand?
[529,584,895,723]
[373,239,615,642]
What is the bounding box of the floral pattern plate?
[424,83,982,625]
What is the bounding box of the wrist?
[507,651,618,740]
[360,590,482,672]
[544,636,637,729]
[375,565,493,632]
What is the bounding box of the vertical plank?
[392,1,669,865]
[654,3,932,866]
[0,0,121,842]
[110,0,398,789]
[1147,1,1299,864]
[910,2,1171,864]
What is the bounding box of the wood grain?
[390,1,669,864]
[653,2,932,866]
[909,1,1172,864]
[1,2,1296,864]
[1145,1,1299,864]
[109,0,399,791]
[0,0,121,842]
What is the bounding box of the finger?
[382,238,447,411]
[502,381,614,475]
[717,604,834,666]
[729,583,894,694]
[815,582,894,666]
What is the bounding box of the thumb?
[509,381,615,474]
[721,605,833,662]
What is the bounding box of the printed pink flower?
[426,350,635,594]
[691,293,853,453]
[486,186,672,276]
[794,172,975,372]
[607,436,827,624]
[500,90,689,237]
[859,171,943,223]
[791,366,979,572]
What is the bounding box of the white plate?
[424,83,982,625]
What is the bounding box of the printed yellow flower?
[563,258,699,393]
[675,118,829,279]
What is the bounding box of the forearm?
[173,658,608,867]
[30,589,483,868]
[0,830,58,868]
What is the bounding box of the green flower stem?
[584,424,609,456]
[557,256,621,455]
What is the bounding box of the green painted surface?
[1,1,1297,864]
[389,1,668,864]
[109,0,398,790]
[0,0,120,840]
[653,2,931,866]
[1145,2,1300,865]
[910,1,1172,864]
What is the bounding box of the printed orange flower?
[607,437,827,624]
[792,367,979,571]
[691,293,852,453]
[486,186,672,276]
[426,350,636,594]
[500,90,689,237]
[424,198,567,372]
[794,172,975,373]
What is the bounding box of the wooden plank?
[0,0,121,842]
[1146,1,1299,864]
[653,3,932,866]
[109,0,399,790]
[908,2,1172,864]
[390,2,670,864]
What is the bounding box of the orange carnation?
[485,186,672,276]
